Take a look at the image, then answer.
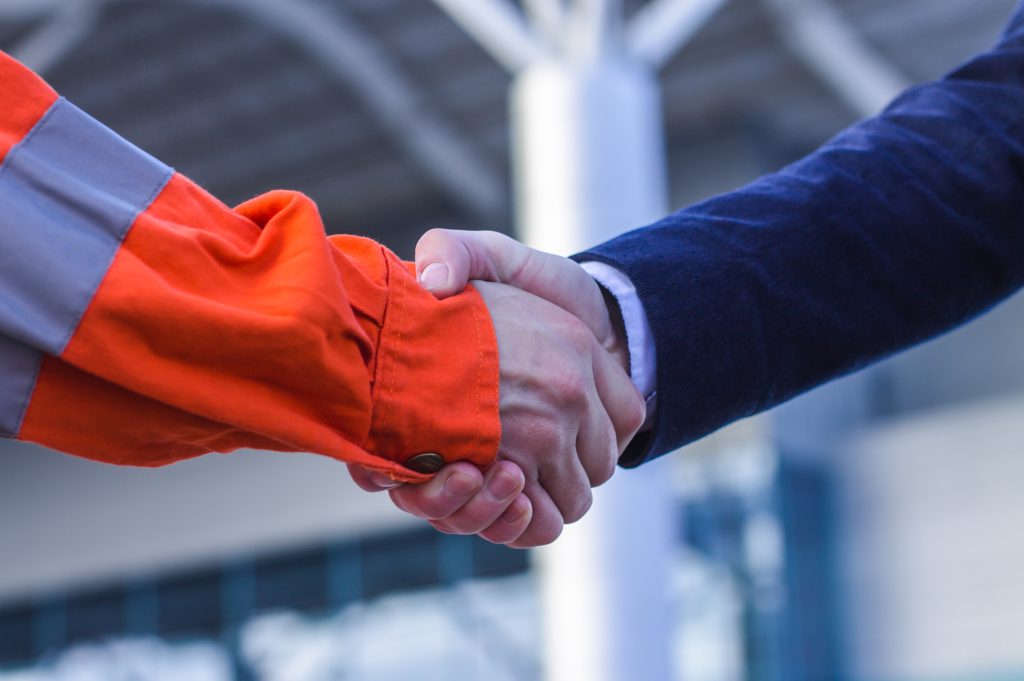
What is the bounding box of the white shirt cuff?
[579,261,657,403]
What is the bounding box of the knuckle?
[581,424,617,487]
[625,393,647,436]
[419,496,455,520]
[563,488,593,525]
[547,363,588,405]
[479,229,508,245]
[589,454,617,488]
[479,230,521,261]
[527,420,570,456]
[563,315,592,355]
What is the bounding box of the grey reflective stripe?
[0,97,173,437]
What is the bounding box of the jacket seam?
[381,256,409,452]
[470,288,484,454]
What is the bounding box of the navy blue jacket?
[577,5,1024,466]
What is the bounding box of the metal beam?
[192,0,506,222]
[627,0,731,68]
[566,0,624,62]
[430,0,546,73]
[763,0,910,117]
[512,40,677,681]
[0,0,506,219]
[524,0,568,51]
[0,0,63,20]
[8,0,102,75]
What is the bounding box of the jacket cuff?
[364,255,501,482]
[0,52,59,164]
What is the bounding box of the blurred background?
[2,0,1024,679]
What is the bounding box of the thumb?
[415,229,528,300]
[414,229,614,346]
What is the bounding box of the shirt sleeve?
[579,261,658,426]
[0,51,500,483]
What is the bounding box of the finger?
[347,464,402,492]
[427,492,526,540]
[479,494,533,545]
[414,228,508,299]
[425,461,526,535]
[590,335,647,453]
[388,463,483,520]
[532,431,594,525]
[416,229,528,299]
[428,517,455,534]
[575,386,619,488]
[415,231,611,336]
[508,481,564,548]
[561,458,594,525]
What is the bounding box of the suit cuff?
[579,261,658,426]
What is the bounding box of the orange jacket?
[0,51,499,483]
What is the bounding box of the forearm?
[578,12,1024,463]
[0,51,500,480]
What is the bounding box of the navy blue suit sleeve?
[576,7,1024,466]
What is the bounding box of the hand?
[350,230,643,548]
[349,460,535,545]
[352,277,642,546]
[417,230,631,372]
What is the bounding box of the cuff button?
[405,452,444,474]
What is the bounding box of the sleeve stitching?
[471,289,484,456]
[382,264,409,447]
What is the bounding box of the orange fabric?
[4,51,501,482]
[0,52,58,163]
[20,178,500,482]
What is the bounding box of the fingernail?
[488,470,521,501]
[419,262,450,291]
[370,473,401,489]
[444,471,477,497]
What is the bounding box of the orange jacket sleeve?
[0,51,500,483]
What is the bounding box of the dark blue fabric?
[0,97,173,436]
[577,6,1024,466]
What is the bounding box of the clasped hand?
[349,231,645,548]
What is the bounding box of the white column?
[511,56,679,681]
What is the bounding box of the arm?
[386,5,1024,539]
[578,8,1024,464]
[1,51,642,546]
[0,50,499,482]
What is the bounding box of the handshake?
[348,229,647,549]
[6,14,1019,555]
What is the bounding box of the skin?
[349,230,641,548]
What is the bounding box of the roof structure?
[0,0,1016,256]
